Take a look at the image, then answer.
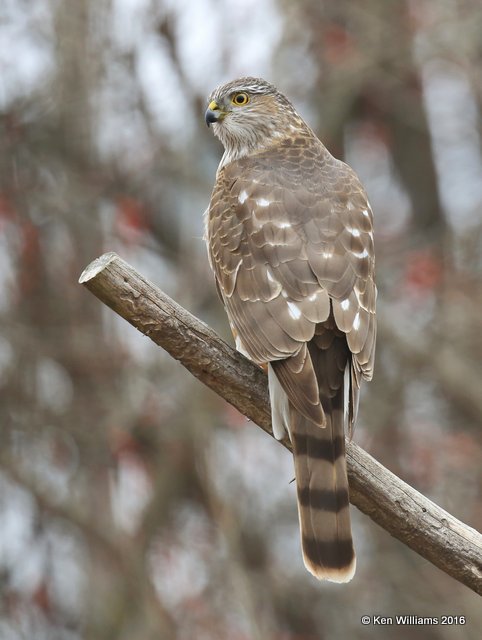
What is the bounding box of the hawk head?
[205,77,307,162]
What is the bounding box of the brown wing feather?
[207,135,376,407]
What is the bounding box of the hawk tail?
[290,390,355,582]
[268,337,355,582]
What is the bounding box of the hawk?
[204,77,376,582]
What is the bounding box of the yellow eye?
[231,92,250,106]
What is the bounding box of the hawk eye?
[231,92,249,106]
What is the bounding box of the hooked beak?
[205,100,225,127]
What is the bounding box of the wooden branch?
[79,252,482,596]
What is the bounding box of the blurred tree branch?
[0,455,177,637]
[378,314,482,425]
[79,252,482,596]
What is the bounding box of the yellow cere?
[208,100,218,111]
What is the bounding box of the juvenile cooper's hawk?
[204,77,376,582]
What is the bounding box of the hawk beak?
[205,100,224,127]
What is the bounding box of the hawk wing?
[207,135,376,429]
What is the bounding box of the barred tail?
[268,332,356,582]
[290,393,355,582]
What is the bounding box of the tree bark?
[79,252,482,595]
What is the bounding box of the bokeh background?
[1,0,482,638]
